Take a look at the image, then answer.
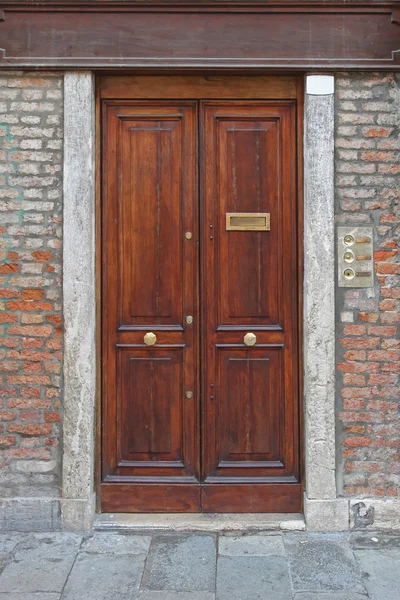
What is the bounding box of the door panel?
[119,117,184,325]
[217,347,283,466]
[101,81,301,514]
[217,118,281,325]
[201,102,300,511]
[101,101,200,511]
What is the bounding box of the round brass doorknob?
[144,332,157,346]
[244,332,257,346]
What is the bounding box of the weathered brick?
[7,423,52,436]
[336,72,400,499]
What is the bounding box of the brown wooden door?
[101,78,301,513]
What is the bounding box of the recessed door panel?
[218,119,280,325]
[120,118,183,325]
[118,347,189,473]
[217,347,283,466]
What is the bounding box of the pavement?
[0,530,399,599]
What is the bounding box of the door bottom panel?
[101,483,301,513]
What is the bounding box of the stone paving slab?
[217,555,292,600]
[142,534,216,592]
[219,534,285,556]
[81,532,151,554]
[0,534,82,593]
[139,593,215,600]
[61,552,146,600]
[285,535,366,594]
[294,593,368,599]
[351,532,400,550]
[0,534,22,555]
[0,595,60,600]
[354,548,400,600]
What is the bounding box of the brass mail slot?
[226,213,270,231]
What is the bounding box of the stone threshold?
[94,512,306,533]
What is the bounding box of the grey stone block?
[0,595,60,600]
[0,534,22,555]
[0,499,60,532]
[62,552,145,600]
[216,556,292,600]
[355,549,400,600]
[139,593,215,600]
[143,534,216,592]
[285,535,365,593]
[350,532,400,550]
[218,534,285,556]
[81,532,151,555]
[0,533,81,593]
[294,594,368,600]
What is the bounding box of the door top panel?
[100,76,300,100]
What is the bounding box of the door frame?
[61,72,340,530]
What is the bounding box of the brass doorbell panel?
[338,226,374,288]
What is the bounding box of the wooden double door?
[100,76,302,513]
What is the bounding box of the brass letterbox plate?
[226,213,270,231]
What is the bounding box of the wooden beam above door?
[0,1,399,71]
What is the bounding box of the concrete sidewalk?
[0,530,399,599]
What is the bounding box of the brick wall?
[0,73,63,497]
[336,73,400,498]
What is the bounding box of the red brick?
[6,301,53,311]
[338,361,380,374]
[0,314,18,324]
[341,387,380,399]
[5,448,51,459]
[0,289,20,298]
[0,362,19,373]
[382,339,400,349]
[44,411,61,422]
[379,299,397,311]
[369,374,398,385]
[23,362,43,373]
[0,264,19,274]
[20,411,41,422]
[21,289,45,300]
[21,387,41,398]
[22,338,44,349]
[358,313,379,323]
[7,325,52,337]
[0,436,16,448]
[374,249,398,261]
[7,375,51,385]
[344,350,366,361]
[31,250,52,261]
[344,425,366,434]
[343,325,366,336]
[381,313,400,324]
[344,436,385,448]
[44,437,58,447]
[381,288,400,299]
[368,325,397,336]
[46,315,62,325]
[7,398,50,409]
[368,350,400,361]
[339,337,380,349]
[0,411,17,421]
[343,374,366,386]
[343,399,365,410]
[8,423,52,436]
[363,127,393,138]
[367,400,399,411]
